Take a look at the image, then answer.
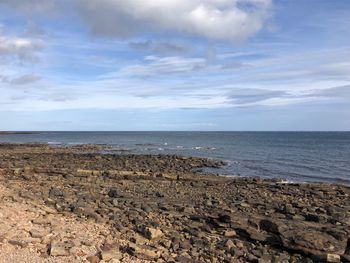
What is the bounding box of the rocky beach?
[0,143,349,263]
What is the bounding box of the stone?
[141,227,163,240]
[224,230,236,237]
[49,187,64,197]
[326,254,341,262]
[29,229,46,238]
[341,254,350,262]
[40,206,57,214]
[108,188,119,198]
[8,240,28,248]
[50,241,74,256]
[218,213,231,223]
[259,219,281,234]
[128,243,158,259]
[82,239,94,246]
[156,192,165,198]
[225,239,235,250]
[101,249,123,261]
[312,253,341,262]
[86,255,100,263]
[281,230,348,259]
[112,198,119,206]
[141,205,152,213]
[32,218,51,225]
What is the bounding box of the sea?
[0,131,349,185]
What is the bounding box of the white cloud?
[75,0,272,41]
[0,33,43,61]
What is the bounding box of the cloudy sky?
[0,0,349,131]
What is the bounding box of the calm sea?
[0,132,349,185]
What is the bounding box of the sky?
[0,0,349,131]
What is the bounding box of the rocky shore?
[0,143,349,263]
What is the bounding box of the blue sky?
[0,0,349,131]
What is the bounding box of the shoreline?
[1,141,349,187]
[0,143,349,262]
[0,132,39,135]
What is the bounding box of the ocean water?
[0,132,349,185]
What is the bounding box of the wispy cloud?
[1,74,41,85]
[119,56,207,77]
[129,40,193,55]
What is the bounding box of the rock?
[140,227,163,240]
[182,206,195,213]
[218,213,231,223]
[259,219,286,234]
[82,239,94,246]
[86,255,100,263]
[128,243,159,259]
[32,218,51,225]
[29,229,46,238]
[224,239,235,250]
[141,205,152,213]
[40,206,57,214]
[156,192,165,198]
[234,239,244,249]
[108,188,119,198]
[224,230,236,237]
[49,187,64,197]
[326,254,341,262]
[101,249,123,261]
[8,240,28,248]
[1,145,350,263]
[281,230,348,259]
[112,198,119,206]
[240,202,251,208]
[312,253,341,262]
[75,207,102,221]
[50,241,74,256]
[341,254,350,262]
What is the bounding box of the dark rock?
[218,213,231,223]
[108,188,119,198]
